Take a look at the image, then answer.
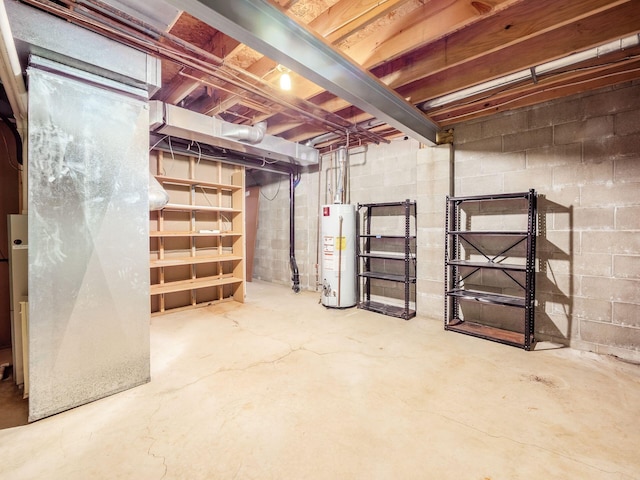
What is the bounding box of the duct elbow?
[149,172,169,211]
[221,121,267,144]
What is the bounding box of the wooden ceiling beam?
[219,0,519,134]
[400,0,640,103]
[298,0,635,98]
[159,0,304,105]
[156,24,240,104]
[270,0,640,140]
[433,60,640,125]
[190,0,403,117]
[310,0,413,44]
[341,0,522,69]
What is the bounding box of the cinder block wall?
[252,81,639,361]
[250,170,292,286]
[452,81,640,361]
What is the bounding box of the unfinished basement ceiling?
[17,0,640,151]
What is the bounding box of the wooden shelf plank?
[150,275,243,295]
[151,296,235,316]
[150,230,242,237]
[150,254,243,268]
[155,175,242,191]
[445,320,529,348]
[163,203,241,213]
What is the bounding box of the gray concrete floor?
[1,280,639,479]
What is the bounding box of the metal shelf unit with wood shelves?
[357,200,416,320]
[149,149,245,315]
[444,190,537,350]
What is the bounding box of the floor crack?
[146,437,168,480]
[385,391,635,479]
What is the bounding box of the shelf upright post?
[451,198,460,323]
[524,188,538,350]
[404,199,410,319]
[365,205,372,304]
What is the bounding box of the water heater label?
[323,206,330,216]
[323,235,334,270]
[335,236,346,250]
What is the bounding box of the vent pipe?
[149,172,169,211]
[221,121,267,144]
[333,146,348,204]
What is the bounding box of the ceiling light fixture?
[277,64,291,91]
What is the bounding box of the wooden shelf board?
[151,296,235,316]
[151,275,242,295]
[155,175,241,191]
[150,230,242,237]
[163,203,241,213]
[150,254,243,268]
[445,319,530,348]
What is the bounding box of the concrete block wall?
[251,137,433,296]
[250,171,292,286]
[252,81,639,362]
[452,81,640,361]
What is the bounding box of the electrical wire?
[0,123,22,171]
[249,170,282,201]
[260,178,281,201]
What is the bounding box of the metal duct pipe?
[149,172,169,211]
[333,146,348,204]
[290,171,300,293]
[221,121,267,144]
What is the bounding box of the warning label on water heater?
[323,235,346,271]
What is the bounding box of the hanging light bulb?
[277,65,292,91]
[280,71,291,91]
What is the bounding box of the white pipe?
[422,34,640,110]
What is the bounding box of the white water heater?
[321,203,357,308]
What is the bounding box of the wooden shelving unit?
[149,149,245,315]
[444,190,537,350]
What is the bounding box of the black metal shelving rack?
[444,190,537,350]
[357,200,416,320]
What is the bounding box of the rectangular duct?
[150,101,319,167]
[27,59,150,421]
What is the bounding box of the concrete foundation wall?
[453,81,640,361]
[253,81,639,362]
